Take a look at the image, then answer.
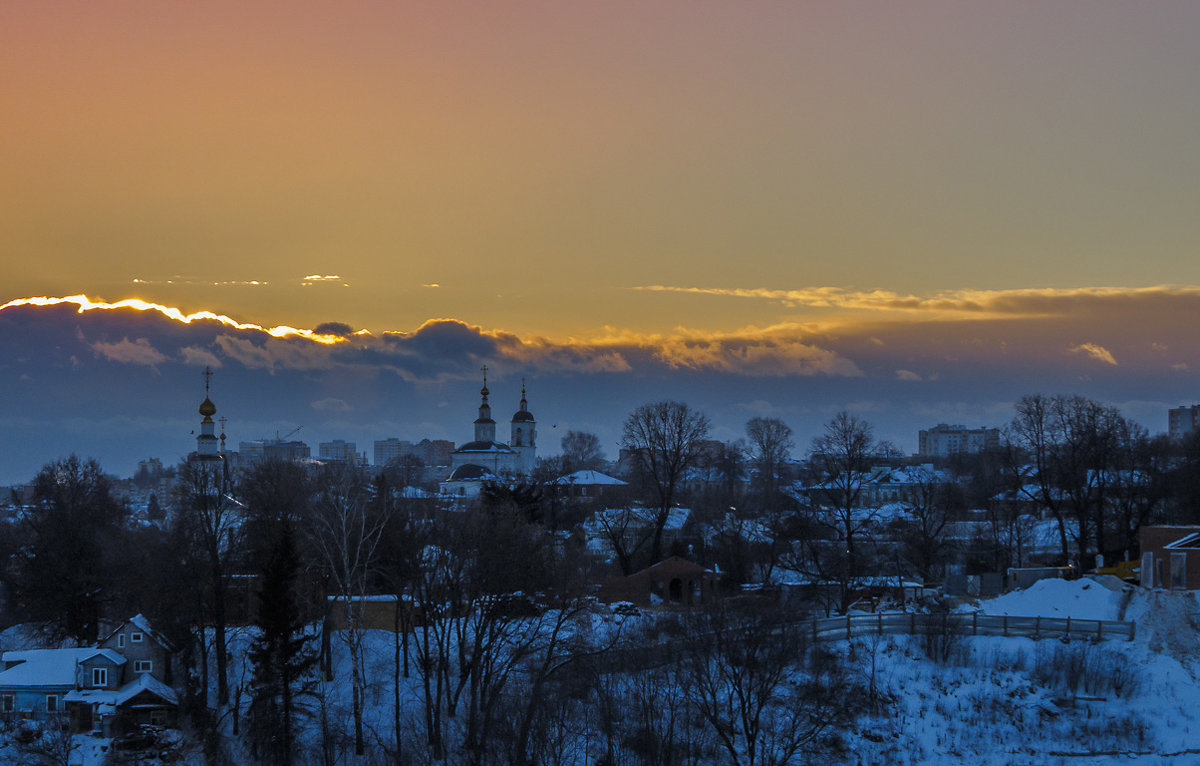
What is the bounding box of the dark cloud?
[382,319,512,359]
[314,322,355,337]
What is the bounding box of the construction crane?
[275,425,302,442]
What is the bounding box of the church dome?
[198,397,217,418]
[448,463,494,481]
[511,380,534,423]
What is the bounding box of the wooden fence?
[804,611,1135,643]
[594,612,1135,673]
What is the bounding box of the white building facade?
[918,424,1000,457]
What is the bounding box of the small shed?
[65,673,179,735]
[1140,526,1200,589]
[598,556,718,607]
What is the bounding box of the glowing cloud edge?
[0,295,347,345]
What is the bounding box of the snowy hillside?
[844,579,1200,765]
[4,579,1199,764]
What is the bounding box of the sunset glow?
[0,295,348,345]
[2,1,1199,484]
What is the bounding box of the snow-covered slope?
[846,580,1200,765]
[975,577,1128,621]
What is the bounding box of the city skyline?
[0,292,1194,485]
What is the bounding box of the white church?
[441,370,537,498]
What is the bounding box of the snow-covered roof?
[767,569,923,588]
[589,506,692,532]
[100,613,174,651]
[0,648,123,688]
[64,672,179,708]
[1164,532,1200,550]
[116,672,179,707]
[801,464,951,493]
[454,440,513,454]
[446,463,495,482]
[554,470,627,486]
[702,514,772,544]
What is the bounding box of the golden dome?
[199,397,217,417]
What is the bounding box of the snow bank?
[977,577,1125,621]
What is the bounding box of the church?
[442,370,537,496]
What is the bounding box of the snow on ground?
[3,579,1194,764]
[233,583,1200,765]
[842,580,1200,765]
[974,576,1128,621]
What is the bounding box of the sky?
[2,2,1200,482]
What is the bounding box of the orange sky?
[4,2,1200,340]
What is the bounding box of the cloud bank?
[0,288,1194,484]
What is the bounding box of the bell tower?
[509,379,536,474]
[473,366,496,443]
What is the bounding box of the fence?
[804,611,1135,643]
[595,611,1136,673]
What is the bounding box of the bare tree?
[383,453,425,489]
[1006,394,1069,560]
[1110,431,1170,556]
[694,440,747,518]
[621,401,711,563]
[561,430,606,473]
[745,417,794,512]
[309,464,388,757]
[407,504,577,764]
[18,714,77,766]
[175,459,238,707]
[596,507,654,576]
[893,466,956,584]
[1006,394,1142,567]
[806,412,879,613]
[682,606,857,766]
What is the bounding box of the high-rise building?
[373,438,455,467]
[238,439,311,464]
[319,439,358,462]
[918,424,1000,457]
[1169,405,1200,441]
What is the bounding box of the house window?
[118,634,125,649]
[134,660,153,674]
[130,632,144,643]
[45,695,58,713]
[1,695,13,712]
[92,668,108,687]
[150,709,166,726]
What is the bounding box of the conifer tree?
[247,526,317,765]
